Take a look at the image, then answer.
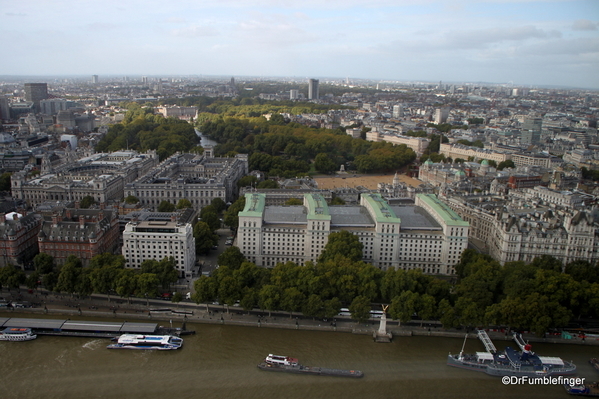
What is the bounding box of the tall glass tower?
[308,79,319,100]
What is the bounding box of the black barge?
[257,355,363,378]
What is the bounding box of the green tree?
[124,195,139,204]
[257,179,279,189]
[237,175,258,188]
[194,221,219,255]
[497,160,515,170]
[259,284,281,317]
[0,172,11,192]
[158,201,176,212]
[80,196,96,209]
[348,295,371,323]
[224,196,245,230]
[284,198,303,205]
[115,269,137,303]
[211,198,227,213]
[218,247,246,270]
[135,273,160,301]
[0,266,25,290]
[55,262,81,295]
[42,272,58,292]
[34,253,55,275]
[140,257,178,289]
[330,196,346,205]
[323,297,342,319]
[25,271,40,290]
[240,287,259,313]
[389,291,419,324]
[302,294,324,320]
[314,153,337,174]
[201,210,221,231]
[176,198,192,209]
[193,275,217,310]
[318,231,363,263]
[281,287,306,318]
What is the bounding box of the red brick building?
[37,206,119,266]
[0,211,42,268]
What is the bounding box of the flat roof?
[330,206,374,227]
[390,205,442,229]
[0,318,158,333]
[264,206,307,224]
[62,320,125,332]
[121,322,158,333]
[1,318,65,329]
[416,194,469,227]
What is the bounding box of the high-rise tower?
[308,79,319,100]
[24,83,48,112]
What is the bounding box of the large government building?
[237,192,469,275]
[124,150,248,210]
[12,151,159,207]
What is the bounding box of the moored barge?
[257,354,363,378]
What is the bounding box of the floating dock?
[0,317,192,338]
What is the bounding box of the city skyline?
[1,0,598,89]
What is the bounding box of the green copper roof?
[362,193,401,224]
[238,193,265,217]
[416,194,469,227]
[305,193,331,221]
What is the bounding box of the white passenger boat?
[106,334,183,350]
[0,327,37,341]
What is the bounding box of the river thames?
[0,315,597,399]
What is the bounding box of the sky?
[1,0,598,88]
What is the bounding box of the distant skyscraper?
[142,76,148,85]
[24,83,48,112]
[92,75,99,84]
[521,117,542,145]
[392,104,404,119]
[290,89,299,100]
[434,108,449,124]
[0,96,10,121]
[308,79,319,100]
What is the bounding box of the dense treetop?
[96,103,198,160]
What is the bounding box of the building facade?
[440,143,510,163]
[308,79,319,100]
[124,152,248,210]
[24,83,48,112]
[122,218,195,277]
[37,206,120,266]
[237,192,469,275]
[12,151,159,207]
[0,212,42,268]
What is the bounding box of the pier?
[0,317,190,338]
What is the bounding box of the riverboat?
[106,334,183,350]
[257,354,363,378]
[565,381,599,396]
[0,327,37,341]
[447,330,576,377]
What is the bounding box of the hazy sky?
[1,0,598,88]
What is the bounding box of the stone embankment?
[2,289,597,346]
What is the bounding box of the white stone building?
[237,192,469,275]
[122,218,195,277]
